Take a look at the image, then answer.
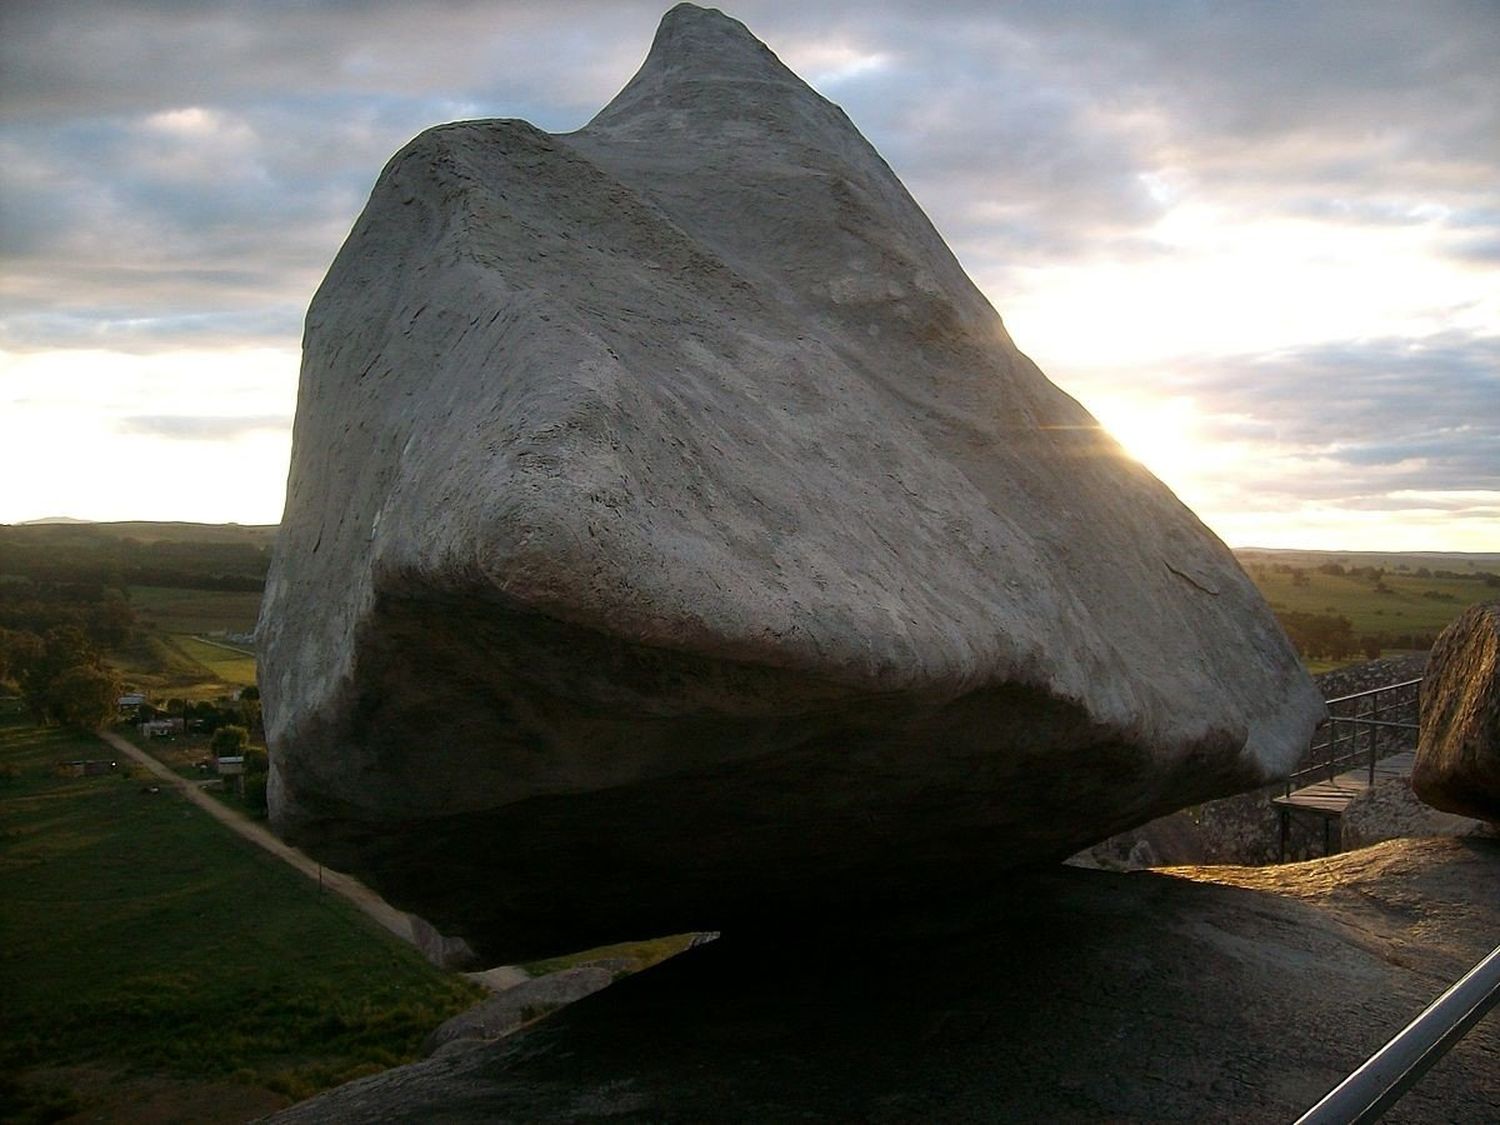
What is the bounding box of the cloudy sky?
[2,1,1496,550]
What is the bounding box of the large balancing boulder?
[259,3,1322,963]
[1413,602,1500,823]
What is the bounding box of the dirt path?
[96,729,416,945]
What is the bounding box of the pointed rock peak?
[587,4,815,131]
[648,4,789,80]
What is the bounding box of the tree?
[47,663,121,729]
[210,725,249,759]
[17,626,107,726]
[238,684,262,734]
[242,747,270,817]
[0,628,43,686]
[1276,611,1356,660]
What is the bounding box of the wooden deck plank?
[1273,752,1417,817]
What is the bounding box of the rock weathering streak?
[259,3,1323,962]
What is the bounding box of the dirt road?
[97,729,416,945]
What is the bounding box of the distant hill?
[0,521,275,589]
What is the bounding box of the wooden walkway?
[1273,751,1416,817]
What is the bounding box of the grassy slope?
[0,700,482,1115]
[110,587,265,699]
[1239,567,1489,637]
[167,636,259,687]
[128,586,264,636]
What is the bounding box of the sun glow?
[1086,394,1206,489]
[1075,390,1277,541]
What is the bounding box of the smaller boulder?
[1412,603,1500,823]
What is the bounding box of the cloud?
[1,1,1495,542]
[0,306,306,352]
[0,1,658,124]
[0,2,666,352]
[117,413,292,440]
[4,0,1495,341]
[1447,235,1500,264]
[1174,332,1500,507]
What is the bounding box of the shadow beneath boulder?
[273,838,1499,1123]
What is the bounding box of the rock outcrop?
[1413,601,1500,822]
[269,839,1500,1123]
[258,3,1322,962]
[1341,775,1492,850]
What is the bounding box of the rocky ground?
[271,837,1498,1123]
[1314,652,1428,699]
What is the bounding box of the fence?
[1284,678,1423,794]
[1275,678,1423,860]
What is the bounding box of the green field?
[127,586,264,636]
[0,700,482,1120]
[167,635,259,687]
[1241,567,1491,638]
[115,587,264,698]
[108,632,258,701]
[111,632,215,685]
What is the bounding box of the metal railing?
[1285,678,1423,794]
[1276,678,1423,859]
[1296,944,1500,1123]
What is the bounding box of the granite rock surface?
[259,3,1322,962]
[269,839,1500,1123]
[1413,601,1500,823]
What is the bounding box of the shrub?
[209,725,249,759]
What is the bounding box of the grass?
[118,725,270,819]
[106,587,263,699]
[519,934,701,979]
[127,586,264,636]
[108,633,255,702]
[1241,567,1489,638]
[167,635,259,687]
[0,698,483,1119]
